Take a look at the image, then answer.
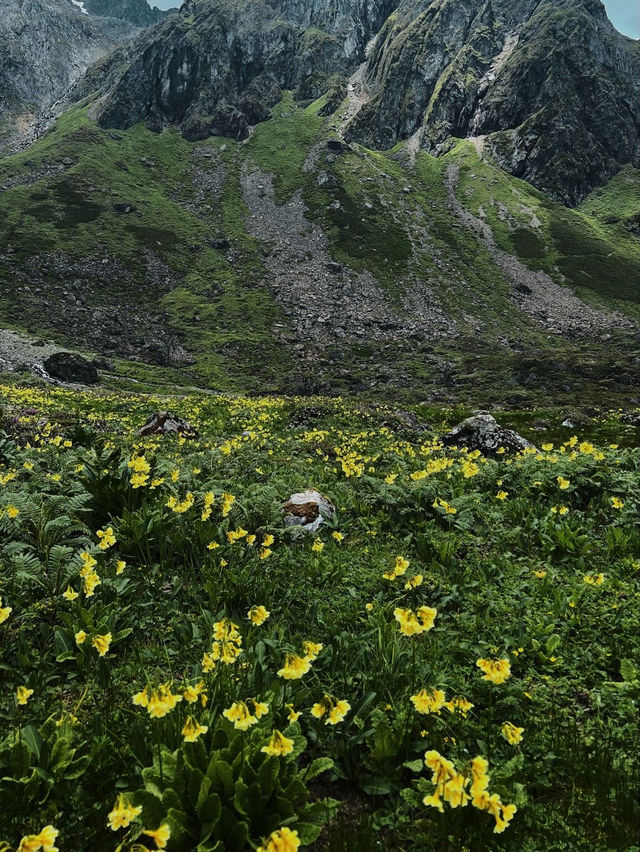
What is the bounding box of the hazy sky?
[146,0,639,38]
[603,0,639,38]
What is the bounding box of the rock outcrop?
[43,352,100,384]
[442,414,535,454]
[90,0,640,202]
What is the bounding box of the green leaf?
[302,757,333,781]
[20,725,43,762]
[621,659,638,683]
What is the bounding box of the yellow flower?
[496,491,508,501]
[116,560,126,575]
[534,569,547,579]
[17,685,34,705]
[311,539,324,552]
[182,716,209,742]
[75,630,87,645]
[365,602,374,612]
[207,541,220,550]
[17,825,59,852]
[261,730,295,756]
[326,699,351,725]
[476,658,511,684]
[259,547,272,560]
[557,476,570,490]
[404,574,423,590]
[501,721,524,745]
[142,824,171,849]
[62,586,79,601]
[146,684,183,718]
[286,704,301,723]
[332,531,344,542]
[278,654,311,680]
[385,473,398,484]
[6,505,20,518]
[132,687,149,707]
[223,700,259,731]
[107,794,142,830]
[583,573,605,586]
[393,605,437,637]
[248,605,270,626]
[302,641,323,660]
[411,688,446,715]
[96,526,116,549]
[444,696,474,717]
[262,534,275,547]
[257,827,300,852]
[0,597,12,623]
[541,443,553,451]
[610,496,624,509]
[92,632,112,657]
[221,492,236,517]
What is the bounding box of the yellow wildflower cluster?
[128,454,151,488]
[277,641,323,679]
[261,730,295,756]
[423,752,517,833]
[257,827,300,852]
[310,695,351,725]
[133,683,183,718]
[107,795,142,830]
[411,688,446,715]
[432,496,457,514]
[383,555,410,580]
[166,492,195,513]
[203,618,244,669]
[394,605,437,636]
[248,605,270,625]
[79,552,101,598]
[476,657,511,684]
[14,826,58,852]
[182,716,209,742]
[223,697,269,730]
[501,721,524,745]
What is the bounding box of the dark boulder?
[43,352,99,384]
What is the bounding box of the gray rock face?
[90,0,640,203]
[93,0,399,139]
[442,414,535,454]
[0,0,112,122]
[346,0,640,204]
[137,411,199,437]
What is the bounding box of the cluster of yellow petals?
[476,657,511,684]
[133,683,183,718]
[257,827,300,852]
[15,826,58,852]
[393,605,437,637]
[223,698,269,731]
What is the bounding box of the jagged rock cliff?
[91,0,639,202]
[0,0,111,122]
[83,0,168,28]
[348,0,640,204]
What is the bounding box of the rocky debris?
[444,166,636,338]
[283,490,335,533]
[241,167,455,346]
[442,414,535,455]
[3,250,190,366]
[137,411,199,438]
[113,202,136,214]
[43,352,99,384]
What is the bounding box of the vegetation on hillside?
[0,381,638,850]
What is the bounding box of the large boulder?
[43,352,99,384]
[442,414,535,455]
[283,490,335,533]
[137,411,199,438]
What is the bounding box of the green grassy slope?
[0,94,637,406]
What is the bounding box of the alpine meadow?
[0,1,638,851]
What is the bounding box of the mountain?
[91,0,640,202]
[0,0,171,149]
[0,0,638,406]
